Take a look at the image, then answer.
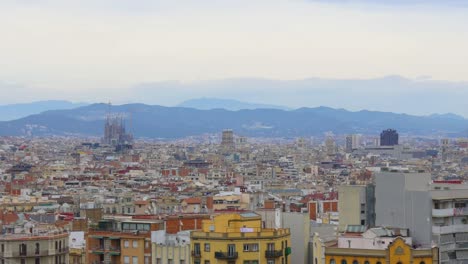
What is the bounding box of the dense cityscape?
[0,114,467,264]
[1,1,468,264]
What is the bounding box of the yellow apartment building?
[191,212,291,264]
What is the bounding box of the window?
[168,259,173,264]
[243,243,259,252]
[204,261,210,264]
[35,243,40,254]
[341,260,347,264]
[364,261,370,264]
[133,240,138,248]
[204,243,210,252]
[35,258,40,264]
[19,243,27,256]
[1,244,3,252]
[145,241,150,249]
[124,240,129,248]
[353,261,358,264]
[194,243,201,254]
[124,256,130,264]
[132,256,138,264]
[376,262,382,264]
[420,262,425,264]
[21,259,25,264]
[156,258,161,264]
[144,256,150,264]
[330,260,336,264]
[267,260,274,264]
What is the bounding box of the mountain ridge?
[0,103,466,138]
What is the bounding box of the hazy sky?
[1,0,468,114]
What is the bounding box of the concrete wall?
[282,212,310,264]
[375,172,432,246]
[338,185,365,231]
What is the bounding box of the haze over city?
[1,0,468,116]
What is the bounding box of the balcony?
[11,250,50,257]
[432,208,455,217]
[191,251,201,258]
[433,225,468,234]
[214,252,238,259]
[265,250,283,258]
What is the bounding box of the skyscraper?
[345,134,361,152]
[380,129,398,146]
[221,129,235,151]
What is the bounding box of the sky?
[0,0,468,116]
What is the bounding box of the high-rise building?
[325,136,336,156]
[380,129,399,146]
[375,169,468,263]
[191,213,291,264]
[220,129,235,152]
[345,134,361,153]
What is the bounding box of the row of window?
[123,240,150,249]
[6,240,66,255]
[195,242,283,252]
[123,256,150,264]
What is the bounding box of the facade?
[0,223,69,264]
[212,191,250,211]
[375,170,468,263]
[87,218,162,264]
[323,237,438,264]
[152,231,191,264]
[282,212,309,264]
[375,170,433,247]
[338,185,375,232]
[380,129,399,146]
[430,181,468,263]
[191,213,291,264]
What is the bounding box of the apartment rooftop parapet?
[191,228,290,240]
[0,231,68,241]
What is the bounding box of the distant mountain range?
[177,98,290,111]
[0,103,466,138]
[0,100,88,121]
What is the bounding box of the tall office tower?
[325,136,336,156]
[380,129,399,146]
[345,134,361,153]
[221,129,235,151]
[440,138,450,161]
